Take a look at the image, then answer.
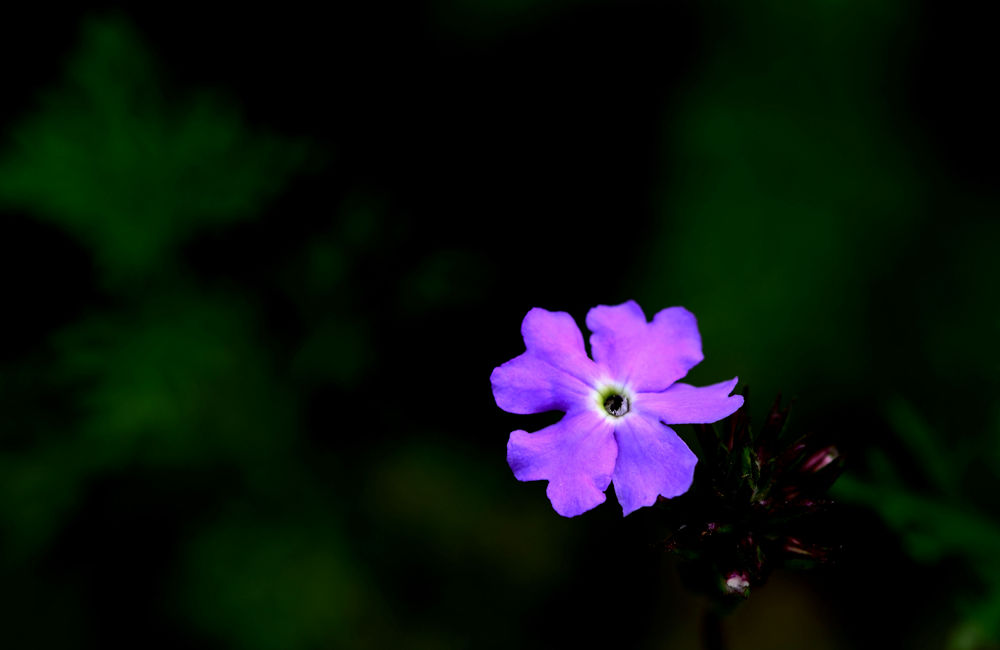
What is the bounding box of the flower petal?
[637,377,743,425]
[491,308,600,414]
[586,301,703,392]
[520,307,596,379]
[611,414,697,516]
[507,410,617,517]
[490,354,590,414]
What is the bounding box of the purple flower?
[491,301,743,517]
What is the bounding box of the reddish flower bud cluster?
[656,393,843,605]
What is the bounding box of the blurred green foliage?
[56,293,297,468]
[637,0,917,406]
[0,17,306,289]
[0,15,350,649]
[834,401,1000,649]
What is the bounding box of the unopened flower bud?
[782,536,830,561]
[801,446,839,473]
[724,571,751,597]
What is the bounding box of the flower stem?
[702,607,727,650]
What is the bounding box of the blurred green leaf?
[949,593,1000,650]
[834,401,1000,644]
[0,291,301,558]
[835,476,1000,563]
[54,292,296,469]
[886,397,960,497]
[0,441,89,558]
[0,16,306,287]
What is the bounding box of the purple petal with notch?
[586,301,703,392]
[611,414,698,516]
[507,410,617,517]
[491,308,600,414]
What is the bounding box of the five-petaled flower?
[491,301,743,517]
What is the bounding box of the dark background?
[1,2,998,648]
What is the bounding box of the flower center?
[603,393,630,417]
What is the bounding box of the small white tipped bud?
[724,571,750,597]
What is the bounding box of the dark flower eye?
[603,393,629,417]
